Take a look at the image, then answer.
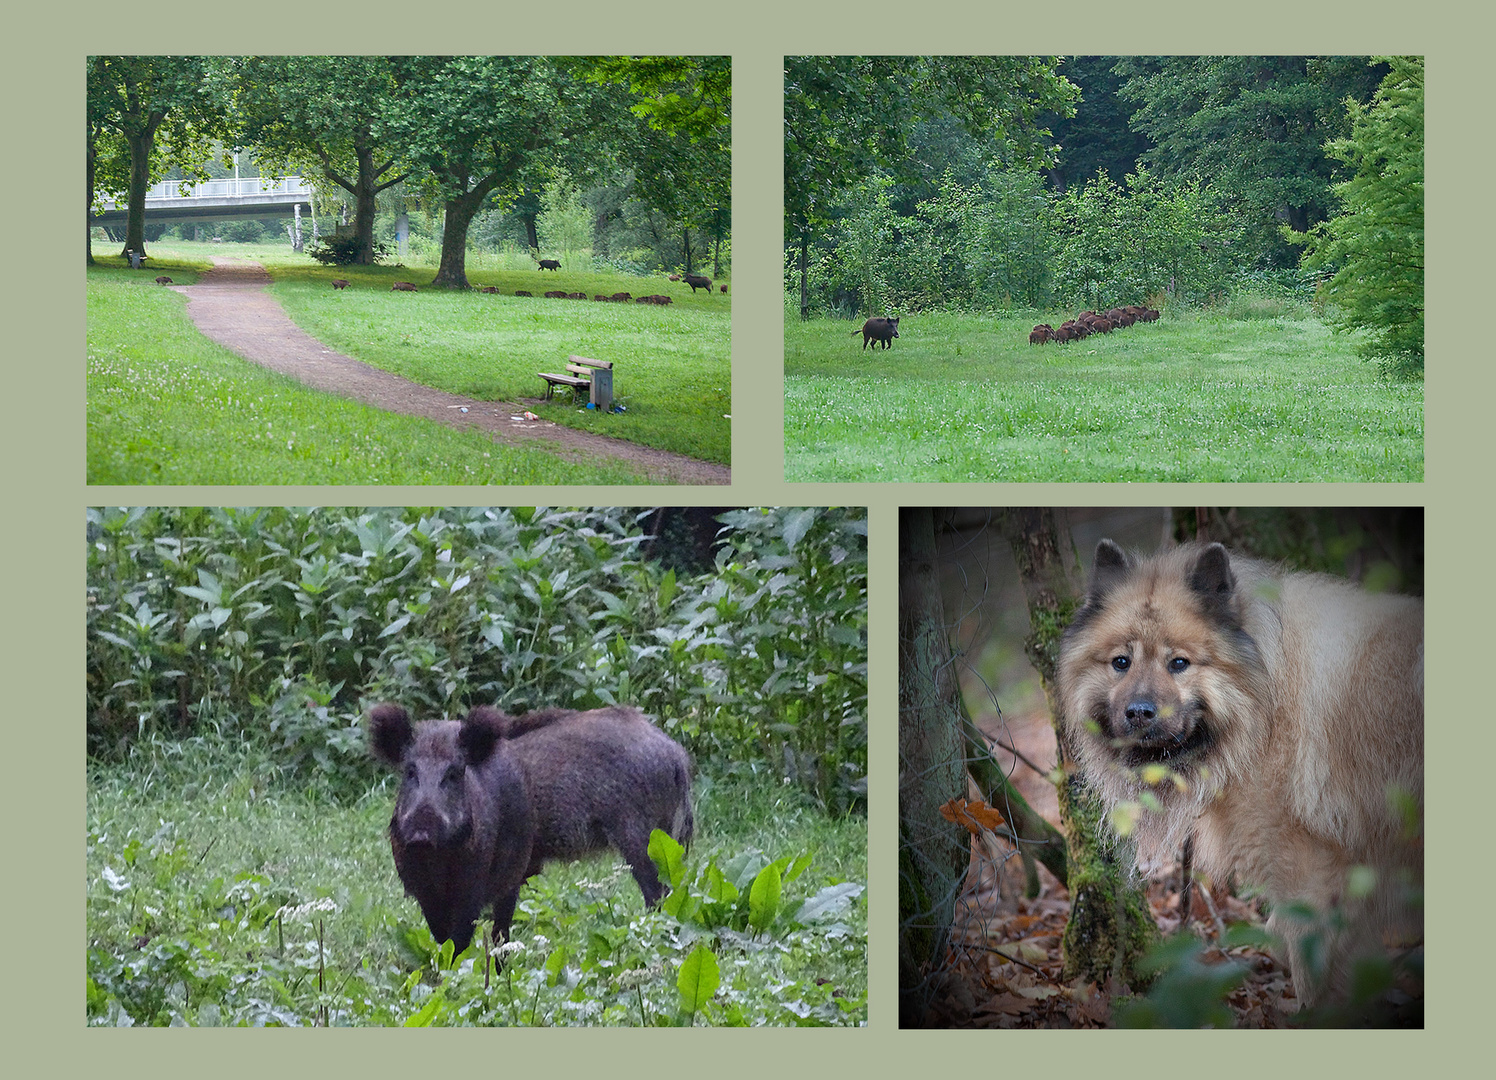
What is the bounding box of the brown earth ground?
[919,706,1421,1028]
[174,258,730,485]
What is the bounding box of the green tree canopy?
[784,56,1078,319]
[383,56,616,288]
[87,56,235,259]
[1294,57,1424,378]
[577,56,732,276]
[232,56,413,266]
[1117,56,1388,265]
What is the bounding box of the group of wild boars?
[369,702,694,953]
[1031,305,1159,344]
[853,316,900,351]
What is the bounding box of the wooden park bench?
[538,355,614,410]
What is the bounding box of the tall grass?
[784,306,1422,482]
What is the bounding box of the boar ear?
[1188,543,1238,612]
[1088,539,1132,599]
[458,707,508,764]
[368,704,413,765]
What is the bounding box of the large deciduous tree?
[233,56,412,266]
[87,56,233,260]
[1116,56,1389,266]
[576,57,732,278]
[784,56,1078,320]
[1294,57,1424,378]
[384,57,610,290]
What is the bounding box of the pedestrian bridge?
[92,176,315,227]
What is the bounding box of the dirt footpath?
[175,258,730,485]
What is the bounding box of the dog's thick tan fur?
[1057,539,1423,1006]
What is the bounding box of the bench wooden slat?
[568,354,613,370]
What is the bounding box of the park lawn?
[267,263,731,465]
[86,739,867,1027]
[784,309,1424,483]
[86,266,647,486]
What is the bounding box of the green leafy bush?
[306,233,390,266]
[86,506,868,809]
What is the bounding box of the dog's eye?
[1168,657,1190,673]
[1111,656,1130,672]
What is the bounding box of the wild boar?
[682,273,712,293]
[538,259,561,271]
[391,282,418,292]
[852,316,900,351]
[369,703,694,952]
[331,279,350,290]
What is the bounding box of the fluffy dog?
[1057,539,1423,1007]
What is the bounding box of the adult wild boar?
[391,282,418,292]
[853,316,900,351]
[682,273,712,293]
[331,279,350,290]
[538,259,561,271]
[369,703,694,952]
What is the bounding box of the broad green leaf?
[748,861,782,933]
[676,944,720,1018]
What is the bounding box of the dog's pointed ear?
[368,704,413,765]
[1188,543,1238,612]
[1089,539,1132,599]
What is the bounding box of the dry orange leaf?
[938,797,1007,835]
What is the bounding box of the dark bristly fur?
[1057,539,1423,1008]
[852,316,900,350]
[369,703,693,952]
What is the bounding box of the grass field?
[86,241,730,485]
[784,307,1423,482]
[87,263,646,485]
[86,739,866,1026]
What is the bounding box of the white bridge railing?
[140,176,314,200]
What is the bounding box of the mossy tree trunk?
[897,507,969,1026]
[998,508,1159,989]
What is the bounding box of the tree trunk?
[712,205,724,279]
[798,228,810,321]
[432,180,498,289]
[351,141,380,264]
[682,226,693,274]
[524,209,539,253]
[86,127,96,266]
[898,507,970,1027]
[998,508,1158,990]
[123,128,155,258]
